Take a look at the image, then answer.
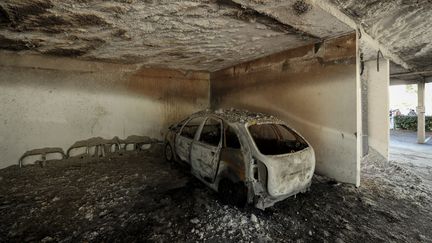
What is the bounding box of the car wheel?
[165,143,173,162]
[219,179,247,207]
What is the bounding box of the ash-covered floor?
[1,145,431,243]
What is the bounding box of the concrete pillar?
[417,81,426,144]
[363,59,390,160]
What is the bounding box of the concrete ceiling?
[1,0,430,74]
[330,0,432,78]
[0,0,351,71]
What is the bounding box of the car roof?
[191,108,284,125]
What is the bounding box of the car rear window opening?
[248,124,308,155]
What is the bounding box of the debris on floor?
[0,145,431,242]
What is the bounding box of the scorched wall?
[0,52,209,168]
[210,34,361,185]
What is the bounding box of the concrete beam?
[417,81,426,144]
[391,70,432,78]
[311,0,413,71]
[390,78,420,86]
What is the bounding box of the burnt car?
[164,109,315,209]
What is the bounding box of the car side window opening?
[248,124,308,155]
[225,125,241,149]
[180,117,205,139]
[199,118,222,146]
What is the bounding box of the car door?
[219,125,245,181]
[190,117,223,182]
[175,116,205,163]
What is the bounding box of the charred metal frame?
[19,135,159,167]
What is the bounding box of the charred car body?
[164,109,315,209]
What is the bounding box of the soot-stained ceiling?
[2,0,429,74]
[330,0,432,75]
[0,0,351,71]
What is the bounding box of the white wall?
[0,52,209,168]
[211,34,361,185]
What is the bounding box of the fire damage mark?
[12,12,109,34]
[0,4,11,24]
[40,36,106,56]
[71,12,110,27]
[0,0,53,25]
[292,0,311,16]
[0,1,109,56]
[0,34,37,51]
[42,47,89,57]
[0,1,108,28]
[19,135,159,167]
[42,44,99,57]
[217,0,320,40]
[12,14,71,34]
[0,0,331,70]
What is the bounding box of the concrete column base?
[417,81,426,144]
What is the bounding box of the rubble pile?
[0,145,431,242]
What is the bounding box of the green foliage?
[405,84,417,94]
[394,115,432,131]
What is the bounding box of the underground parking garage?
[0,0,432,242]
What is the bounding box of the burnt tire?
[218,179,247,208]
[164,143,173,162]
